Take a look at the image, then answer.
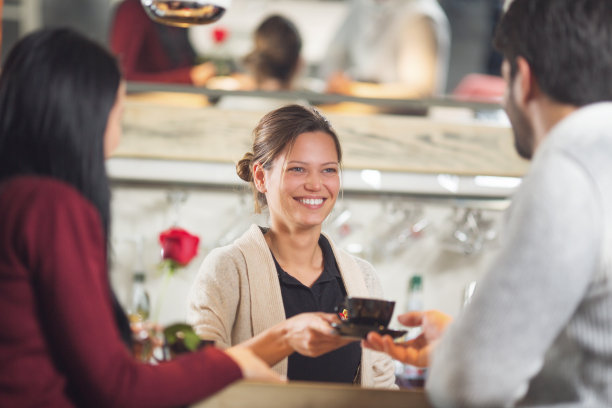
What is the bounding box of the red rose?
[212,27,228,44]
[159,227,200,266]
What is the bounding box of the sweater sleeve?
[17,179,241,407]
[186,246,246,349]
[426,149,601,407]
[109,0,193,84]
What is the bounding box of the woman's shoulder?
[203,224,267,262]
[3,174,76,193]
[1,175,93,214]
[199,241,248,276]
[325,238,383,296]
[350,254,377,274]
[323,236,377,273]
[326,238,376,274]
[350,255,384,297]
[344,251,378,281]
[0,176,105,265]
[206,242,245,261]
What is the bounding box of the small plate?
[332,322,407,340]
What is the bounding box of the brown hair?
[236,104,342,213]
[243,14,302,88]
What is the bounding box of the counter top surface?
[192,380,430,408]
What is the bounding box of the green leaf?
[163,322,202,353]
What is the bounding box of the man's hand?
[362,310,452,367]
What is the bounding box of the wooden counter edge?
[192,380,431,408]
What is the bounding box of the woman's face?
[259,130,340,231]
[104,81,126,158]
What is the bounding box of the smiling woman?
[254,130,340,241]
[187,104,396,387]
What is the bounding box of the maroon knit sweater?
[0,176,241,407]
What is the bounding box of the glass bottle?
[129,272,150,323]
[403,275,423,314]
[396,274,427,388]
[129,270,155,362]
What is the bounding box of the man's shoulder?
[545,103,612,169]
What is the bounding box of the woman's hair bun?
[236,152,254,182]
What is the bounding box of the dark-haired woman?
[0,28,280,407]
[187,104,396,387]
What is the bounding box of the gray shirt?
[427,103,612,407]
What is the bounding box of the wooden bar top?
[192,381,431,408]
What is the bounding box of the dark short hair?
[0,28,121,238]
[236,104,342,213]
[494,0,612,106]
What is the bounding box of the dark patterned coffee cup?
[336,297,395,328]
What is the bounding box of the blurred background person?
[109,0,216,85]
[215,14,306,110]
[320,0,450,99]
[450,0,506,102]
[243,14,302,92]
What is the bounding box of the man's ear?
[253,162,267,193]
[515,56,537,105]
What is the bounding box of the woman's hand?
[284,312,355,357]
[239,312,355,366]
[362,310,452,367]
[240,312,355,366]
[224,345,287,383]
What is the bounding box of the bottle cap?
[409,275,422,291]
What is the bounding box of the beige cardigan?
[186,224,396,388]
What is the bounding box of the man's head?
[494,0,612,159]
[495,0,612,107]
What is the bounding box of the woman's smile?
[296,196,326,208]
